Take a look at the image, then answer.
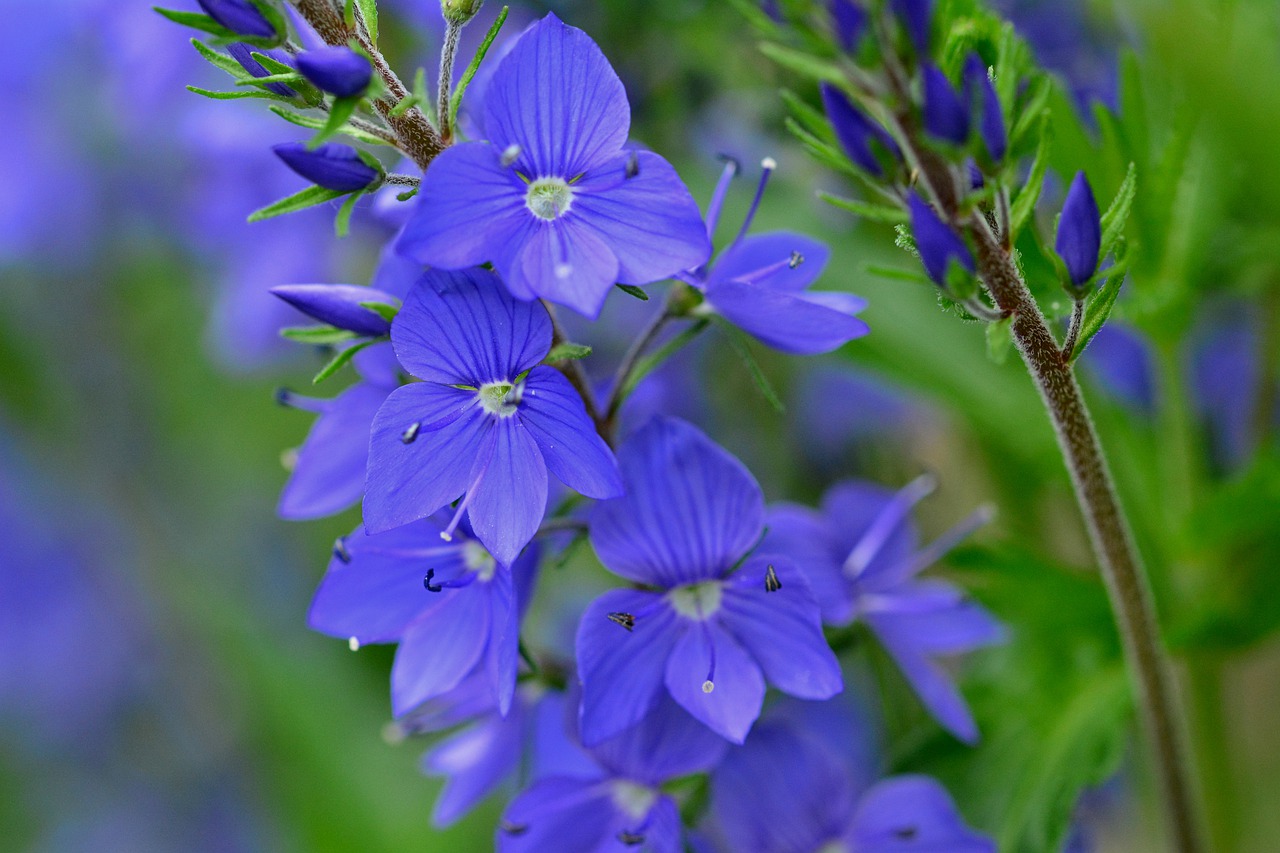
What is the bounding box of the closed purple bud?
[829,0,868,52]
[760,0,784,22]
[820,82,899,178]
[964,54,1006,162]
[196,0,277,39]
[297,47,373,99]
[270,284,399,337]
[273,142,380,192]
[909,193,974,288]
[891,0,934,52]
[922,64,970,145]
[226,43,296,98]
[1056,171,1102,286]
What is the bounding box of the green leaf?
[236,71,304,88]
[1009,113,1053,240]
[985,315,1013,364]
[619,320,709,403]
[310,97,360,148]
[817,191,908,224]
[864,263,931,285]
[358,301,400,323]
[154,7,234,38]
[615,284,650,301]
[248,186,348,223]
[780,89,835,144]
[1008,77,1052,149]
[1070,258,1126,362]
[280,325,361,345]
[450,6,509,129]
[1098,162,1137,264]
[190,38,251,79]
[758,41,844,85]
[544,343,593,363]
[186,85,293,102]
[269,106,390,147]
[345,0,378,43]
[334,190,364,238]
[713,320,785,413]
[313,340,376,385]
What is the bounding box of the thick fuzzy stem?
[968,220,1203,853]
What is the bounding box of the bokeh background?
[2,0,1279,850]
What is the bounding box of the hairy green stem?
[967,218,1204,853]
[437,21,463,144]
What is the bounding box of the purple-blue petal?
[273,142,379,192]
[665,621,765,743]
[391,267,552,385]
[908,193,974,287]
[705,278,869,355]
[1057,171,1102,286]
[922,64,971,145]
[485,565,520,715]
[423,704,525,826]
[363,384,491,534]
[890,0,934,52]
[721,558,843,700]
[591,418,764,587]
[830,0,869,51]
[512,217,620,318]
[576,588,679,746]
[270,283,396,337]
[296,46,372,98]
[519,366,623,498]
[964,54,1007,162]
[483,14,630,177]
[848,775,996,852]
[226,43,296,97]
[391,581,493,716]
[709,232,831,293]
[588,694,729,784]
[496,778,616,852]
[820,82,899,177]
[466,418,548,567]
[761,503,854,624]
[197,0,277,39]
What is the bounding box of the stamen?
[734,255,800,286]
[441,483,480,541]
[732,156,776,248]
[500,144,521,167]
[275,388,328,414]
[625,150,640,179]
[843,473,936,578]
[764,563,782,592]
[618,831,645,846]
[423,568,443,592]
[607,612,636,631]
[789,250,804,269]
[904,503,995,576]
[705,154,741,240]
[401,422,421,444]
[348,636,360,651]
[701,623,717,693]
[332,536,351,564]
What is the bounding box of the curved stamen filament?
[843,473,937,578]
[731,157,776,248]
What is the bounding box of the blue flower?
[226,43,296,97]
[908,193,974,289]
[308,513,541,717]
[363,267,623,565]
[891,0,935,52]
[1056,171,1102,287]
[498,695,726,852]
[1080,323,1157,415]
[577,418,841,745]
[830,0,869,52]
[394,14,711,318]
[761,477,1004,743]
[708,718,995,853]
[963,54,1007,162]
[682,159,869,355]
[922,64,971,145]
[277,343,401,520]
[197,0,277,39]
[273,142,381,192]
[296,46,373,99]
[820,82,901,179]
[270,283,399,337]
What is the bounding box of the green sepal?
[396,187,420,202]
[985,315,1014,364]
[309,96,361,148]
[280,325,361,345]
[450,6,510,131]
[544,343,593,363]
[248,186,348,223]
[187,85,295,103]
[344,0,378,44]
[253,51,323,105]
[1098,162,1137,265]
[1008,76,1052,149]
[313,339,377,385]
[615,284,650,301]
[389,92,421,118]
[236,71,306,88]
[358,301,400,323]
[1070,244,1130,362]
[818,191,908,224]
[190,38,252,79]
[712,318,785,414]
[334,190,365,237]
[1009,112,1053,240]
[269,106,389,146]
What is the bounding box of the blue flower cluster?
[260,10,998,851]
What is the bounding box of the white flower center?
[478,381,520,417]
[526,177,573,221]
[611,780,658,821]
[463,540,497,581]
[667,582,724,620]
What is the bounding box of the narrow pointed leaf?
[248,185,348,223]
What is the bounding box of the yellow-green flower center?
[526,177,574,221]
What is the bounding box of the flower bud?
[270,285,399,337]
[963,54,1006,162]
[908,193,975,289]
[890,0,934,52]
[226,43,296,98]
[273,142,380,192]
[1056,171,1102,287]
[819,82,900,178]
[922,64,970,146]
[196,0,277,40]
[297,47,373,99]
[829,0,868,52]
[441,0,484,25]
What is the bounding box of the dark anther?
[423,568,443,592]
[401,422,421,444]
[625,151,640,179]
[333,536,351,564]
[893,826,918,840]
[764,564,782,592]
[788,251,804,269]
[715,152,742,176]
[618,831,645,845]
[274,387,292,406]
[500,821,528,836]
[607,612,636,631]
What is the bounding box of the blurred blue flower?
[297,46,373,98]
[963,54,1006,162]
[273,142,381,192]
[196,0,277,39]
[922,64,971,146]
[909,193,974,288]
[821,82,901,178]
[1080,323,1157,415]
[227,43,297,97]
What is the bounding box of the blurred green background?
[1,0,1279,851]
